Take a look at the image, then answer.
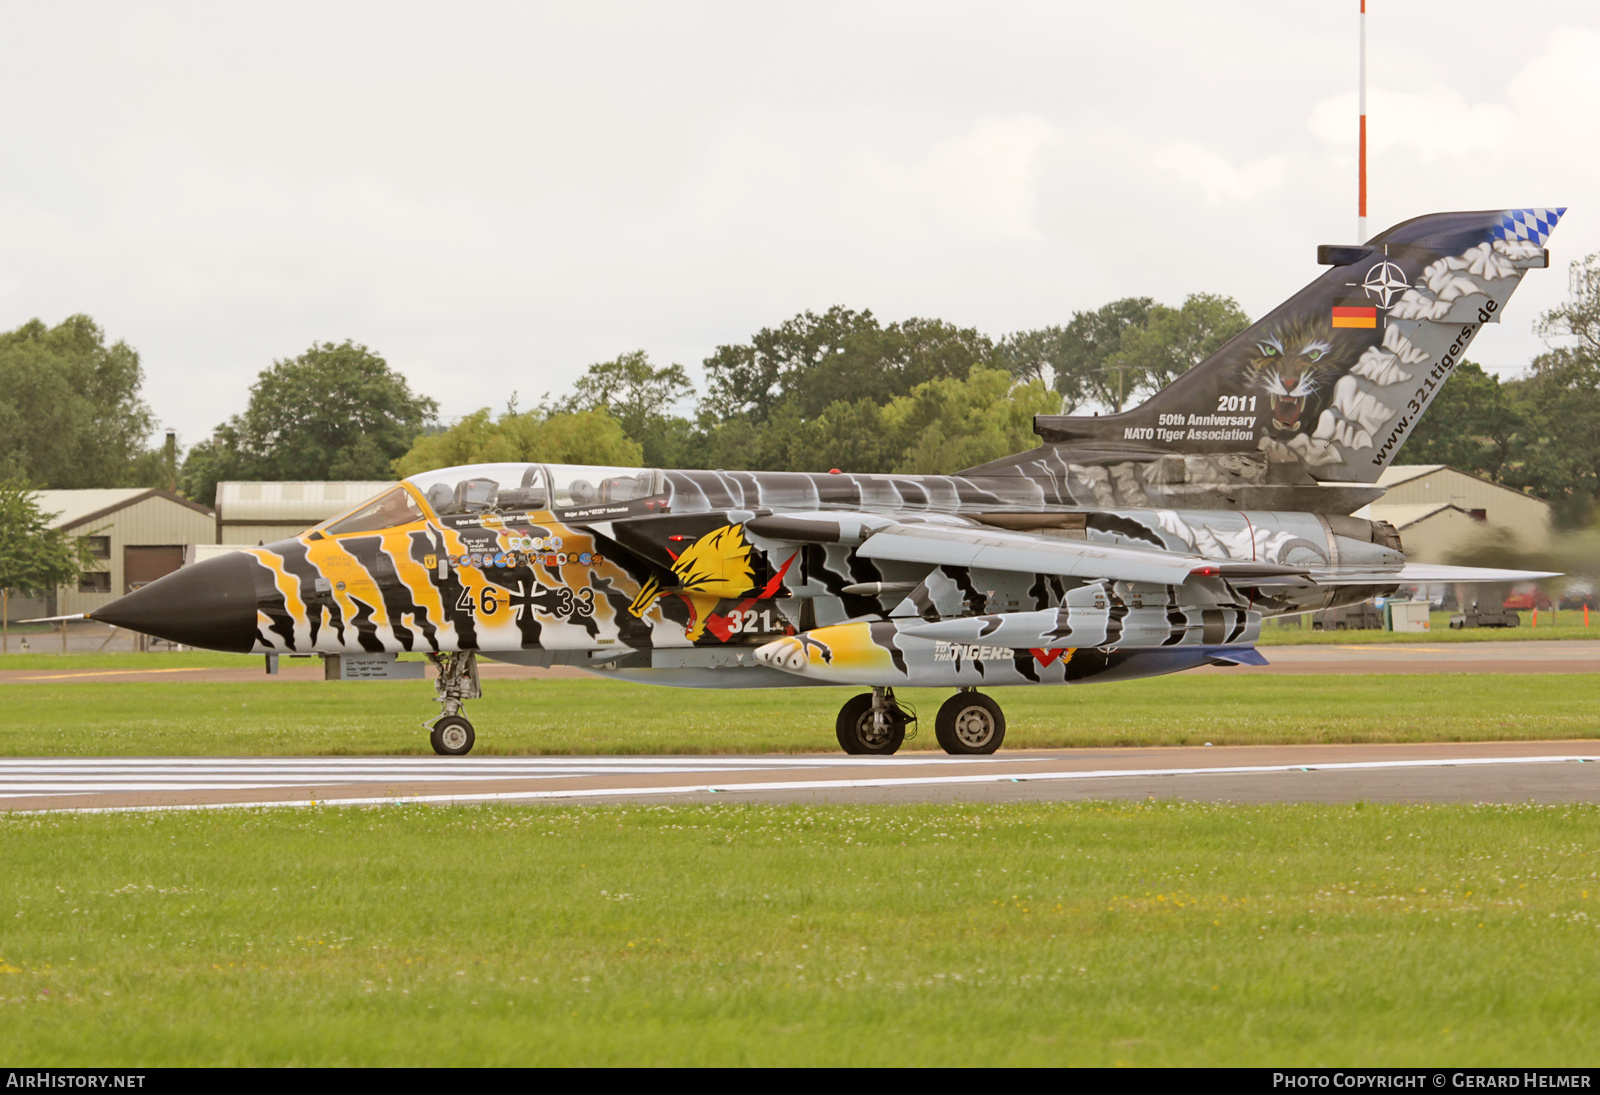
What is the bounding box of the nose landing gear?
[428,651,481,756]
[430,715,475,756]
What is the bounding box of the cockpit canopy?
[404,463,664,517]
[314,463,667,537]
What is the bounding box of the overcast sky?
[3,1,1598,450]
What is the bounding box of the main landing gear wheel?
[934,692,1005,755]
[430,715,475,756]
[836,692,908,755]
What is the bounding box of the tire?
[835,693,906,755]
[934,692,1005,755]
[430,715,475,756]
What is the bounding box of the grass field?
[1,800,1596,1066]
[5,653,1597,1066]
[0,651,259,671]
[3,673,1600,755]
[1260,610,1595,645]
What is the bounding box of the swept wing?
[853,521,1556,588]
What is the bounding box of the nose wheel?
[934,691,1005,755]
[430,715,475,756]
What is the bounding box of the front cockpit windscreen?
[403,463,665,519]
[321,487,425,536]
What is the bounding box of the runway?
[4,741,1598,812]
[1197,640,1600,675]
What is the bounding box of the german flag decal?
[1331,304,1378,328]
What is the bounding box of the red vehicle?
[1503,583,1553,612]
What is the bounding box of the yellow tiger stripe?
[247,548,310,650]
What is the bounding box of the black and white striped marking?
[0,754,1594,812]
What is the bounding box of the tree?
[883,369,1062,474]
[788,316,997,419]
[1399,361,1527,482]
[794,399,899,476]
[558,351,694,466]
[700,307,995,425]
[993,327,1094,413]
[0,315,156,488]
[1503,253,1600,526]
[1108,292,1252,399]
[1000,298,1154,413]
[392,407,643,479]
[1537,253,1600,356]
[778,369,1062,476]
[181,341,438,505]
[700,306,878,424]
[176,432,250,508]
[1507,350,1600,526]
[0,480,96,650]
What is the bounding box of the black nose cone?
[91,550,261,654]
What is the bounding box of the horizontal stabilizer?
[1308,563,1560,586]
[1204,647,1270,667]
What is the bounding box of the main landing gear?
[835,687,913,755]
[428,651,481,756]
[833,687,1007,756]
[933,689,1005,755]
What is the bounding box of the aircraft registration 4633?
[84,209,1565,755]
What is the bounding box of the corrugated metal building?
[1355,465,1552,563]
[214,481,394,545]
[5,489,218,621]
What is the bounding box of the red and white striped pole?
[1358,0,1368,242]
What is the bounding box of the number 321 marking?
[724,608,775,634]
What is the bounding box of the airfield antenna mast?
[1358,0,1368,243]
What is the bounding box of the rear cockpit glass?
[547,465,663,508]
[322,488,424,536]
[494,468,549,511]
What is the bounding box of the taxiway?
[3,741,1598,812]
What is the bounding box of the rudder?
[1031,208,1564,485]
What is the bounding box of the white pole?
[1359,0,1368,243]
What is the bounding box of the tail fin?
[1032,208,1565,484]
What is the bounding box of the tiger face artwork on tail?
[1239,313,1361,438]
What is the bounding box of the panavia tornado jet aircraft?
[87,209,1564,755]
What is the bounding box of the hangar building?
[1354,464,1552,564]
[4,489,217,623]
[213,481,395,546]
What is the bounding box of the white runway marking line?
[0,756,961,771]
[0,755,982,799]
[4,754,1594,813]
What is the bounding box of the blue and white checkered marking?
[1491,207,1566,246]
